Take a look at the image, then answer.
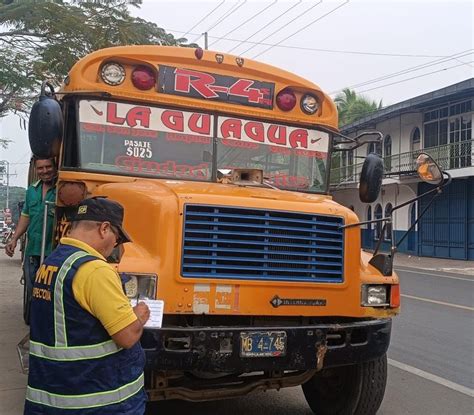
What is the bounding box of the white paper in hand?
[130,299,164,329]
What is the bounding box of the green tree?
[335,88,382,127]
[0,0,195,120]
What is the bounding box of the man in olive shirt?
[5,157,57,323]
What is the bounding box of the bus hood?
[92,178,349,219]
[88,178,356,259]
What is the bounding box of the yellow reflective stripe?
[30,340,121,361]
[53,251,90,347]
[26,373,144,409]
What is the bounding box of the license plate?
[240,331,287,357]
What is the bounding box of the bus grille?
[181,205,344,282]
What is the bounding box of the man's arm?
[111,302,150,349]
[5,214,29,257]
[72,263,150,349]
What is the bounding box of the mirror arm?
[393,172,451,250]
[340,217,388,230]
[333,131,383,152]
[390,171,451,215]
[373,221,388,256]
[393,192,440,251]
[40,81,56,97]
[333,140,371,152]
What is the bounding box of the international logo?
[270,295,327,308]
[78,205,87,214]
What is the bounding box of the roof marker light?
[131,66,156,90]
[276,88,296,111]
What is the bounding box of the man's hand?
[5,238,17,257]
[112,302,150,349]
[134,302,150,326]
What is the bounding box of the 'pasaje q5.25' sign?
[158,65,274,109]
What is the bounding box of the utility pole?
[0,160,10,210]
[203,32,208,50]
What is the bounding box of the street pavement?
[0,251,28,415]
[1,249,473,415]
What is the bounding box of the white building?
[331,79,473,260]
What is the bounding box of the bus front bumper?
[141,318,391,372]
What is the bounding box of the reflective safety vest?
[25,244,146,415]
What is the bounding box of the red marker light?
[195,48,204,60]
[131,66,156,90]
[276,88,296,111]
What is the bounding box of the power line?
[181,0,226,39]
[165,27,448,58]
[209,0,278,48]
[329,49,473,94]
[252,0,350,59]
[204,0,248,34]
[356,61,473,94]
[227,0,303,54]
[239,1,323,56]
[332,62,472,120]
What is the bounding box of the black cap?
[72,197,132,244]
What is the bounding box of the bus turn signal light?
[390,284,400,308]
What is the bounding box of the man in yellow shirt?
[25,197,150,414]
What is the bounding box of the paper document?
[130,299,164,329]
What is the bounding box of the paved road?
[390,267,474,390]
[0,252,473,414]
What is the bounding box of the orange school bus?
[29,46,400,414]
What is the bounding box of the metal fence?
[330,139,473,187]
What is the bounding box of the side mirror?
[359,153,384,203]
[416,153,443,185]
[28,82,63,158]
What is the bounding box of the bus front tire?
[302,354,387,415]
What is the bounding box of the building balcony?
[330,138,473,187]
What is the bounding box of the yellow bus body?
[50,45,399,404]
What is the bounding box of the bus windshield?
[77,99,330,193]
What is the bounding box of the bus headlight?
[361,285,389,306]
[122,274,157,299]
[101,62,126,86]
[301,94,319,114]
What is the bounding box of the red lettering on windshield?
[115,156,210,179]
[106,103,126,125]
[221,119,242,139]
[161,110,184,132]
[289,129,308,149]
[106,103,151,128]
[188,113,211,135]
[268,125,287,146]
[126,107,151,128]
[244,121,264,142]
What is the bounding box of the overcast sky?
[1,0,472,186]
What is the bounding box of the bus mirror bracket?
[342,153,451,276]
[333,130,383,152]
[28,81,63,159]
